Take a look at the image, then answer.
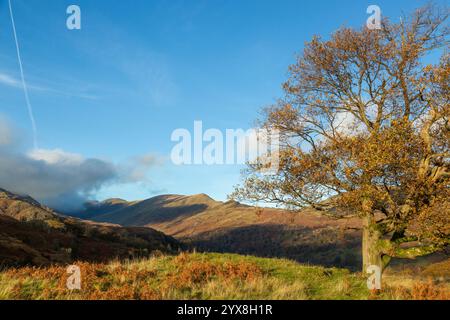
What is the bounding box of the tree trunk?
[362,214,383,273]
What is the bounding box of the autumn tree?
[232,5,449,273]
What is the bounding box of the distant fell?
[73,193,363,269]
[0,188,181,266]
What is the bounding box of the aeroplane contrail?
[8,0,38,149]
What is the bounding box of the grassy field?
[0,252,448,300]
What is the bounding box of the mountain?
[74,193,364,269]
[76,193,232,226]
[78,198,140,220]
[0,188,181,266]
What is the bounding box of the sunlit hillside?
[1,253,448,300]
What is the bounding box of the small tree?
[232,5,449,273]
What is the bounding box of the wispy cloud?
[0,71,99,100]
[119,153,165,183]
[0,73,22,88]
[67,15,179,107]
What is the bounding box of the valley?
[73,193,363,269]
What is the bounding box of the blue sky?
[0,0,446,204]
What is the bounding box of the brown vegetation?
[1,253,447,300]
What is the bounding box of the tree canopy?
[232,5,449,271]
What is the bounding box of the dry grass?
[0,252,448,300]
[380,258,450,300]
[380,281,450,300]
[421,259,450,280]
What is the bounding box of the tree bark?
[362,214,383,273]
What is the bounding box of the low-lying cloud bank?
[0,118,160,212]
[0,148,116,211]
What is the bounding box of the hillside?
[74,194,363,269]
[75,194,450,271]
[0,188,181,266]
[76,194,220,226]
[1,252,448,300]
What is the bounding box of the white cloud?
[0,148,116,211]
[0,117,163,211]
[333,111,367,136]
[28,149,84,166]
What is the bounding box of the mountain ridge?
[0,188,182,266]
